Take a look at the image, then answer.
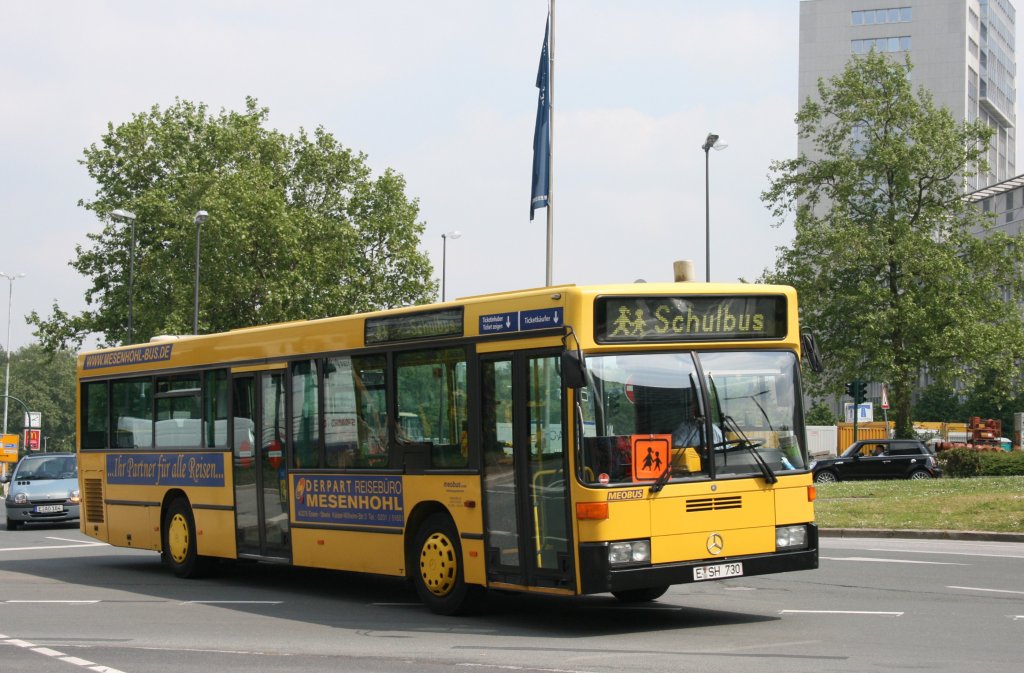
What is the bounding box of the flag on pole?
[530,17,551,221]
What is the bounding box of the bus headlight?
[776,525,808,550]
[608,539,651,565]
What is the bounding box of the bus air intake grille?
[84,478,105,523]
[686,495,742,512]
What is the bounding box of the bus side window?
[324,354,388,469]
[81,381,110,449]
[395,347,468,469]
[291,360,320,469]
[111,377,153,449]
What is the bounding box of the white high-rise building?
[799,0,1016,190]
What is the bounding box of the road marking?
[0,541,109,553]
[5,600,100,604]
[3,599,287,606]
[61,656,96,665]
[948,585,1024,596]
[181,600,283,605]
[822,556,967,565]
[456,664,599,673]
[47,536,108,545]
[779,610,903,616]
[868,547,1024,560]
[1,636,127,673]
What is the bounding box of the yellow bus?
[76,279,819,614]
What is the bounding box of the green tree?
[30,97,435,350]
[958,369,1024,437]
[1,344,77,453]
[804,401,837,426]
[762,52,1024,438]
[912,383,964,423]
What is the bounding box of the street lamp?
[193,210,208,335]
[111,209,137,343]
[0,271,26,435]
[441,231,461,302]
[701,132,727,282]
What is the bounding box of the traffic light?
[845,382,853,397]
[856,381,868,404]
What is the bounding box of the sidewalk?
[820,528,1024,543]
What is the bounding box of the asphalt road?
[0,514,1021,673]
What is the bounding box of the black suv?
[811,439,942,483]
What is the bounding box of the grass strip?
[813,476,1024,532]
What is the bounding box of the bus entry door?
[232,370,291,561]
[481,353,574,591]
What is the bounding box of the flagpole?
[545,0,555,287]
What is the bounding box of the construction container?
[837,422,892,451]
[806,425,839,458]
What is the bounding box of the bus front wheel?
[162,498,211,578]
[612,586,669,603]
[412,513,484,615]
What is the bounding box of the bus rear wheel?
[162,498,211,578]
[412,513,484,615]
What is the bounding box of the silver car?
[3,453,80,530]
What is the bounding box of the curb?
[820,528,1024,543]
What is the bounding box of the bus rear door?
[232,367,291,561]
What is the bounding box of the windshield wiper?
[650,416,706,494]
[649,463,672,493]
[721,414,777,484]
[707,375,776,484]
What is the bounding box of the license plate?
[35,505,64,513]
[693,562,743,581]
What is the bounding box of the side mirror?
[0,473,10,484]
[560,350,586,389]
[801,332,824,373]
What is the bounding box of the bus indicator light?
[576,502,609,520]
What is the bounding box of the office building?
[799,0,1016,190]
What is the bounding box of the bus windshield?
[578,350,806,485]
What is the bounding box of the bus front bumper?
[578,524,819,595]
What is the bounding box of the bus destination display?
[365,307,463,345]
[596,295,787,343]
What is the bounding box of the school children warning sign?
[631,434,672,481]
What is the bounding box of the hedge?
[938,449,1024,477]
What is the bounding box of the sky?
[3,0,815,352]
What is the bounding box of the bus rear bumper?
[578,524,819,594]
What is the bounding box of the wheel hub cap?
[168,513,189,563]
[419,532,457,597]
